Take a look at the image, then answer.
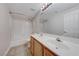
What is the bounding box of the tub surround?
[31,33,79,56]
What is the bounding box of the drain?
[56,47,58,49]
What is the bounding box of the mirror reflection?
[40,3,79,38]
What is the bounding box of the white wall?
[11,19,32,47]
[0,4,12,55]
[32,11,43,33]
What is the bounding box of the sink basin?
[35,33,70,51]
[40,35,70,51]
[46,39,70,50]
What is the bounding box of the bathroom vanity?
[30,33,79,56]
[30,36,58,56]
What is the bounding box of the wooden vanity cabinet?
[30,36,58,56]
[33,39,43,56]
[30,36,43,56]
[44,47,53,56]
[30,36,34,55]
[44,47,57,56]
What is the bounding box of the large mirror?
[40,3,79,38]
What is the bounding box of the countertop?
[31,33,79,56]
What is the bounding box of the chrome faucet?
[56,37,62,42]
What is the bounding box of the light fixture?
[41,3,52,11]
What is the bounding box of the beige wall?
[0,4,12,55]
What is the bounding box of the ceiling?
[7,3,42,20]
[7,3,79,20]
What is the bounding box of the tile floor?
[6,43,32,56]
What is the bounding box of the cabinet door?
[34,39,43,56]
[44,47,54,56]
[30,37,34,55]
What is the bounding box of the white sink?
[34,34,71,51]
[45,38,70,51]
